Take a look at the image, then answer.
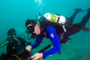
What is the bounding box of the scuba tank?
[43,13,66,24]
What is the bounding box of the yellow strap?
[49,55,52,56]
[11,54,21,60]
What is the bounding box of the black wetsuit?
[7,37,31,59]
[60,11,90,43]
[65,11,90,35]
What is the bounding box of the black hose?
[38,44,51,53]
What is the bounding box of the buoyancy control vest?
[43,13,72,32]
[37,13,71,43]
[39,18,64,39]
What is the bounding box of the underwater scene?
[0,0,90,60]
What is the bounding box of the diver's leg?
[80,8,90,27]
[69,8,90,35]
[69,8,86,24]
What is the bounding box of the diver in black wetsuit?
[61,8,90,43]
[0,28,31,60]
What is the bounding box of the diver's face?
[10,33,15,37]
[9,33,17,40]
[33,24,41,35]
[27,24,41,35]
[11,34,15,38]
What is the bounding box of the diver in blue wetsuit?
[25,19,64,60]
[25,8,90,60]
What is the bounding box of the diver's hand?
[25,45,32,52]
[31,53,43,60]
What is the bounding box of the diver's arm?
[26,36,42,51]
[31,35,42,49]
[43,26,61,58]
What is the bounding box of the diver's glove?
[31,53,43,60]
[25,45,32,52]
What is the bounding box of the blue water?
[0,0,90,60]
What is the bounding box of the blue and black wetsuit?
[31,20,64,58]
[31,9,90,58]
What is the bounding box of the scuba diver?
[25,8,90,60]
[0,28,32,60]
[25,18,64,59]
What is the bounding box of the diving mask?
[8,32,16,40]
[26,26,34,34]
